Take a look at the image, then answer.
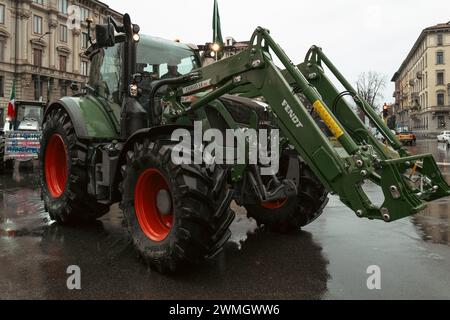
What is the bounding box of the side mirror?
[70,82,79,92]
[96,24,115,48]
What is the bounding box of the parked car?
[437,131,450,143]
[396,131,416,146]
[443,135,450,147]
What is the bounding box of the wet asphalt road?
[1,140,450,300]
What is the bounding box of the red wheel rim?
[45,134,68,198]
[134,168,173,242]
[261,198,288,210]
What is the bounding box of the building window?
[437,92,445,106]
[437,72,444,86]
[33,0,44,5]
[0,4,5,24]
[34,78,43,101]
[82,32,89,49]
[33,16,43,34]
[438,115,446,129]
[80,7,90,22]
[59,80,67,97]
[0,76,4,97]
[58,0,68,14]
[59,55,67,72]
[437,34,443,46]
[60,25,67,42]
[81,61,89,76]
[33,48,42,67]
[0,39,4,62]
[437,51,444,65]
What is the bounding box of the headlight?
[212,43,220,52]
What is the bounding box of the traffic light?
[383,104,389,119]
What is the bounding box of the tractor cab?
[3,100,46,132]
[85,19,200,135]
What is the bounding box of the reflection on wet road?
[1,141,450,299]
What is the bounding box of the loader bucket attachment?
[359,154,450,221]
[167,27,450,222]
[292,45,450,221]
[252,31,450,222]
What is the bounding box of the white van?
[437,131,450,143]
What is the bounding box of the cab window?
[136,35,199,84]
[88,44,123,104]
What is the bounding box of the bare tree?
[356,71,387,112]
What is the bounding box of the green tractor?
[40,14,450,272]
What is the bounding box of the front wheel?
[39,107,110,223]
[120,136,235,273]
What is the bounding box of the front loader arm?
[166,27,450,222]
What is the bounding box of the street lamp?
[37,31,51,102]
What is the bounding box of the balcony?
[429,106,450,114]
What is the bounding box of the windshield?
[14,105,43,130]
[17,106,43,122]
[136,35,199,81]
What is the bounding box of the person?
[161,64,181,79]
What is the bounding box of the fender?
[44,95,121,140]
[110,124,194,202]
[118,124,194,167]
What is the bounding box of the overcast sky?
[104,0,450,105]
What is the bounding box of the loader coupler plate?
[363,153,450,222]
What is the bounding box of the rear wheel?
[245,156,328,232]
[120,136,235,273]
[39,107,110,223]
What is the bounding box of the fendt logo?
[282,100,303,128]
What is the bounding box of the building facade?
[392,22,450,137]
[223,36,250,58]
[0,0,121,124]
